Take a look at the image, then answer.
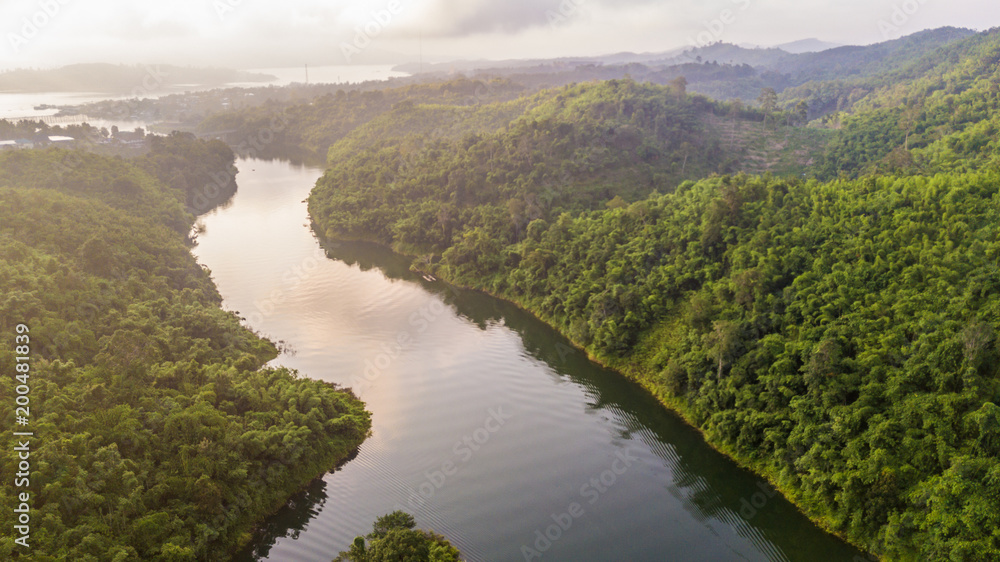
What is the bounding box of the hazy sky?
[1,0,997,69]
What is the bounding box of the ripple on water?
[211,159,868,562]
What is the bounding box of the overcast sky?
[1,0,997,70]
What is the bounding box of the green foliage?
[0,147,370,560]
[333,511,461,562]
[308,79,825,258]
[198,77,531,160]
[299,34,1000,556]
[464,171,1000,559]
[312,136,1000,558]
[142,132,240,213]
[812,28,1000,177]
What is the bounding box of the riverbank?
[0,146,372,561]
[313,227,877,560]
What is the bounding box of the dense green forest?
[197,78,532,160]
[0,142,370,560]
[5,22,995,562]
[333,511,461,562]
[302,28,1000,560]
[795,28,1000,177]
[308,78,819,252]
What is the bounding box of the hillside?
[0,144,370,560]
[310,142,1000,561]
[308,79,827,254]
[304,31,1000,560]
[428,171,1000,561]
[811,28,1000,177]
[196,78,531,161]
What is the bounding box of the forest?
[3,19,999,562]
[302,28,1000,560]
[333,511,462,562]
[0,139,371,560]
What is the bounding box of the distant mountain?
[394,48,688,75]
[776,38,843,54]
[658,43,788,68]
[671,27,975,80]
[774,26,976,83]
[0,64,276,94]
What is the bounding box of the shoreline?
[313,226,879,561]
[185,176,373,561]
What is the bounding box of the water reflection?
[317,238,866,562]
[237,450,360,561]
[200,159,869,562]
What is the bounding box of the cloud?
[413,0,659,37]
[0,0,998,69]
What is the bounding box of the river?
[191,158,869,562]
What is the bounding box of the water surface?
[191,158,869,562]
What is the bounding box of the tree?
[794,100,809,125]
[370,511,416,540]
[605,195,627,210]
[334,512,461,562]
[899,102,920,150]
[757,88,778,127]
[368,529,431,562]
[707,320,742,379]
[670,76,688,97]
[333,537,369,562]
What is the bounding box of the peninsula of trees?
[0,136,371,560]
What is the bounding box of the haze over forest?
[1,0,998,69]
[3,1,1000,561]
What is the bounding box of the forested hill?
[311,154,1000,560]
[387,27,975,106]
[0,142,370,560]
[308,78,830,251]
[810,28,1000,178]
[198,75,833,172]
[439,171,1000,561]
[197,78,532,160]
[767,26,974,83]
[305,32,1000,559]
